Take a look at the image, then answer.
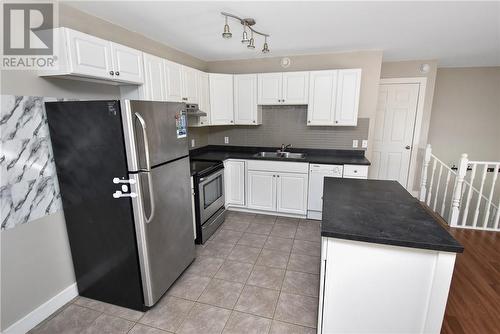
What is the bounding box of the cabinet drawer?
[343,165,368,179]
[247,160,309,174]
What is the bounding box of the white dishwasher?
[307,164,343,220]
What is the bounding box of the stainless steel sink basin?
[254,151,306,159]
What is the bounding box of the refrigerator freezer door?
[121,100,188,171]
[129,156,195,306]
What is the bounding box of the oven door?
[198,168,225,223]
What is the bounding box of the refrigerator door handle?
[144,172,156,224]
[134,112,152,171]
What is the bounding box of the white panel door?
[143,53,165,101]
[234,74,258,125]
[247,171,276,212]
[370,83,420,188]
[182,66,199,103]
[307,70,338,125]
[66,29,113,79]
[209,74,234,125]
[334,69,361,126]
[224,160,246,207]
[195,71,211,126]
[163,60,183,102]
[282,72,309,104]
[276,173,308,215]
[110,42,144,84]
[258,73,282,105]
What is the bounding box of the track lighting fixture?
[221,12,270,54]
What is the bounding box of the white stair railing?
[419,144,500,231]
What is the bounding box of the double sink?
[253,151,307,159]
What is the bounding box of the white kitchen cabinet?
[246,160,309,216]
[276,173,309,215]
[143,53,166,101]
[40,28,144,84]
[209,73,234,125]
[307,69,361,126]
[163,59,183,102]
[224,160,246,207]
[110,42,144,84]
[335,69,361,126]
[307,70,338,125]
[182,66,199,103]
[234,74,261,125]
[247,171,277,212]
[65,28,113,79]
[258,72,309,105]
[282,72,309,104]
[257,73,282,105]
[189,71,211,127]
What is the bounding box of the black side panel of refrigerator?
[45,100,146,311]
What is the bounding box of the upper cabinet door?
[335,69,361,126]
[234,74,259,125]
[181,66,199,103]
[110,42,144,84]
[282,72,309,104]
[143,53,165,101]
[196,71,211,126]
[307,70,338,126]
[209,73,234,125]
[66,29,113,78]
[163,60,183,102]
[258,73,282,105]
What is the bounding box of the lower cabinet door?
[224,160,246,207]
[276,172,309,215]
[247,170,276,212]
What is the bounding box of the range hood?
[186,104,207,117]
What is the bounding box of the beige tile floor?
[30,212,321,334]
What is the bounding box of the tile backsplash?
[189,105,369,150]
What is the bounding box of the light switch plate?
[191,139,195,148]
[224,137,229,144]
[352,140,359,148]
[362,140,368,148]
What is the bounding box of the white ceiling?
[65,1,500,67]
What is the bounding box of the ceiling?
[65,1,500,67]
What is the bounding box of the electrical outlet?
[352,140,359,148]
[191,139,195,148]
[224,136,229,144]
[362,140,368,148]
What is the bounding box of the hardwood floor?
[426,209,500,334]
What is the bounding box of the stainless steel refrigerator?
[46,100,194,310]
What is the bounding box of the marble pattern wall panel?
[1,95,63,230]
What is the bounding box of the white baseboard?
[3,283,78,334]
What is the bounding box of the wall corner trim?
[3,283,78,334]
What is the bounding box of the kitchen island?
[318,179,463,334]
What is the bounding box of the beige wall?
[0,4,208,331]
[207,50,384,159]
[380,60,438,191]
[428,67,500,163]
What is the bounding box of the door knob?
[405,145,411,150]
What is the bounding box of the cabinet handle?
[201,122,204,124]
[230,120,234,123]
[253,120,256,123]
[115,71,120,76]
[277,175,280,178]
[109,70,114,76]
[308,120,311,123]
[335,120,338,124]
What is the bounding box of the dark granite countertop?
[189,145,371,165]
[322,178,464,253]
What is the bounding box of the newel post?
[450,153,468,227]
[419,144,432,202]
